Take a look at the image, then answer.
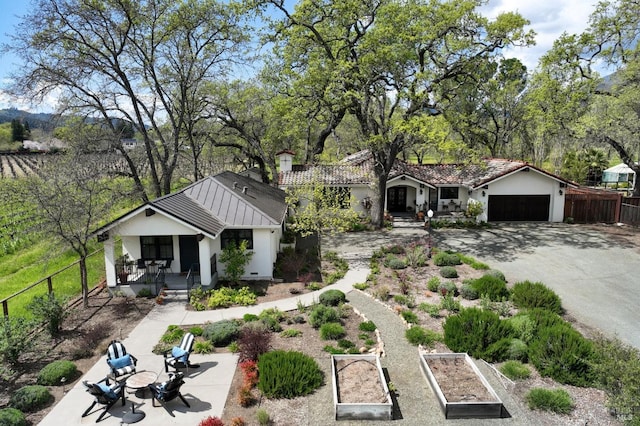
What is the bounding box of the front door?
[387,187,407,212]
[179,235,200,273]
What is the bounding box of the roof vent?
[233,181,238,189]
[242,186,248,194]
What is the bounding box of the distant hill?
[0,108,57,131]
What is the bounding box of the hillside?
[0,108,57,131]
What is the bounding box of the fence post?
[615,194,622,223]
[2,300,7,317]
[47,277,53,294]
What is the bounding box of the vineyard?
[0,179,41,257]
[0,153,46,178]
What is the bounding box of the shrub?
[386,256,407,270]
[439,266,458,278]
[198,416,225,426]
[433,252,461,266]
[459,284,478,300]
[309,305,340,328]
[439,294,461,312]
[405,245,427,267]
[427,276,440,292]
[189,326,204,336]
[526,388,574,414]
[528,323,594,386]
[203,320,241,347]
[358,321,377,332]
[256,408,270,426]
[484,337,514,362]
[220,240,254,284]
[160,325,185,344]
[257,350,323,398]
[373,285,390,300]
[458,253,490,270]
[243,313,259,322]
[506,314,535,343]
[405,326,442,347]
[338,339,355,349]
[418,302,441,318]
[443,307,514,361]
[280,329,302,338]
[470,275,509,301]
[401,310,419,324]
[484,269,506,281]
[500,360,531,380]
[353,282,369,290]
[507,338,529,361]
[9,385,53,412]
[193,340,214,354]
[258,308,286,332]
[238,323,272,362]
[0,317,33,365]
[136,287,153,298]
[37,360,78,385]
[319,289,346,307]
[27,293,67,337]
[591,335,640,421]
[0,408,27,426]
[320,322,345,340]
[437,281,457,297]
[511,281,562,314]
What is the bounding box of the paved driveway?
[325,223,640,349]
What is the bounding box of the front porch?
[113,266,206,298]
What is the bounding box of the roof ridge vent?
[242,186,248,194]
[233,181,238,189]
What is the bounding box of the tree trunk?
[79,257,89,309]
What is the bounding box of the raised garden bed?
[331,354,393,421]
[419,352,503,419]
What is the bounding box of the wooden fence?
[0,248,104,317]
[565,187,640,225]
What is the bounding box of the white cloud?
[482,0,596,70]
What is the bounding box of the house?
[277,150,574,222]
[94,171,288,292]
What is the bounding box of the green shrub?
[443,307,514,361]
[591,336,640,422]
[9,385,53,412]
[524,308,568,335]
[189,326,204,336]
[439,294,461,312]
[193,340,214,354]
[280,329,302,338]
[309,305,340,328]
[319,289,346,307]
[256,408,270,426]
[484,269,506,281]
[401,310,419,324]
[27,293,67,337]
[507,338,528,361]
[405,245,427,267]
[220,240,254,284]
[160,325,185,344]
[203,320,241,347]
[460,284,478,300]
[393,294,415,307]
[528,323,594,386]
[418,302,441,318]
[338,339,355,349]
[353,282,369,290]
[136,287,153,298]
[0,408,27,426]
[506,314,535,343]
[500,360,531,380]
[484,337,513,362]
[358,321,377,332]
[257,350,323,398]
[0,317,33,365]
[37,360,78,385]
[433,252,461,266]
[319,322,345,340]
[470,275,509,301]
[511,281,562,314]
[458,253,490,270]
[439,266,458,278]
[525,388,574,414]
[437,281,457,296]
[427,276,440,292]
[385,256,407,270]
[373,286,390,300]
[243,313,259,322]
[405,326,442,347]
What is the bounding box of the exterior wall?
[216,228,278,281]
[351,186,372,214]
[477,170,565,222]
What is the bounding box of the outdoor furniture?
[125,371,158,397]
[81,377,126,422]
[106,340,137,380]
[148,372,190,416]
[159,259,172,272]
[163,332,199,372]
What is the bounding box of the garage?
[487,195,550,221]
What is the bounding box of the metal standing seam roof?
[150,172,287,236]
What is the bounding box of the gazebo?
[602,163,636,191]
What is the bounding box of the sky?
[0,0,598,112]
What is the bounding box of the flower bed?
[331,354,392,420]
[419,352,503,419]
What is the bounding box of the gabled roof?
[94,171,287,238]
[281,150,574,188]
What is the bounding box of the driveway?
[324,223,640,349]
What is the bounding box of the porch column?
[104,238,117,287]
[198,237,212,286]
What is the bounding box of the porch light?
[559,189,563,196]
[482,191,486,197]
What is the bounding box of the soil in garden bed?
[426,357,497,403]
[335,358,388,404]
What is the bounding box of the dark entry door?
[387,187,407,212]
[179,235,200,273]
[488,195,550,221]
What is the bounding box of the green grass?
[0,239,105,317]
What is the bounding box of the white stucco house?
[277,150,574,222]
[94,171,288,291]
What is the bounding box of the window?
[321,187,351,209]
[140,236,173,260]
[221,229,253,249]
[440,187,459,200]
